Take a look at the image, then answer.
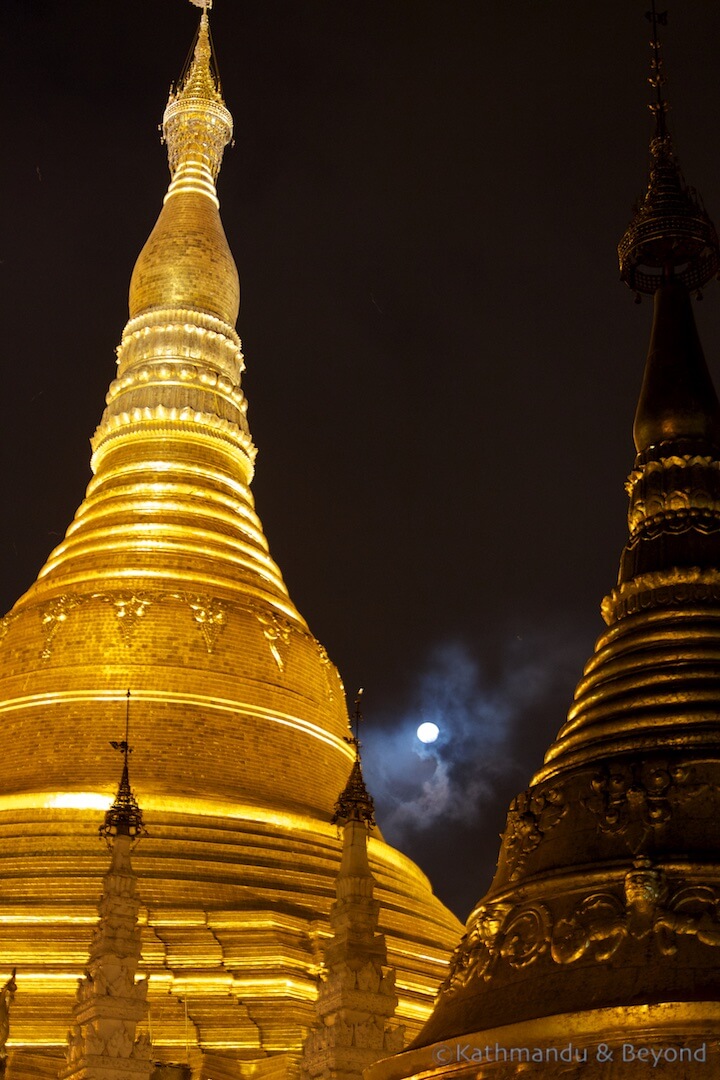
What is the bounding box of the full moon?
[417,721,440,744]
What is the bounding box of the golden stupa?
[369,14,720,1080]
[0,11,460,1077]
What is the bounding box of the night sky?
[5,1,720,921]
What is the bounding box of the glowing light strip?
[32,791,328,830]
[164,161,219,207]
[76,481,267,544]
[64,510,278,573]
[84,461,259,518]
[39,530,286,591]
[0,690,352,757]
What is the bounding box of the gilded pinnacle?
[618,5,719,294]
[163,9,232,189]
[100,748,145,842]
[334,692,376,826]
[618,135,719,295]
[332,757,376,827]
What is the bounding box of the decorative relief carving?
[499,906,551,971]
[551,857,720,964]
[317,642,343,702]
[185,594,226,653]
[439,901,550,996]
[626,454,720,538]
[256,611,292,671]
[96,593,155,645]
[503,786,566,879]
[38,590,230,656]
[40,594,84,660]
[583,761,708,853]
[0,614,16,647]
[601,567,720,624]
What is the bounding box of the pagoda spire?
[302,693,404,1080]
[365,8,720,1076]
[0,6,462,1071]
[61,737,151,1080]
[162,7,231,211]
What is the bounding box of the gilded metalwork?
[63,814,151,1080]
[0,9,462,1071]
[552,858,720,964]
[185,593,226,652]
[626,455,720,538]
[618,12,719,294]
[618,135,719,295]
[256,610,293,670]
[439,902,550,994]
[40,594,83,659]
[333,693,376,827]
[303,768,402,1080]
[502,785,566,880]
[601,566,720,624]
[583,761,706,851]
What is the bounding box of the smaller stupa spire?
[332,690,376,828]
[302,694,403,1080]
[618,2,719,297]
[60,726,152,1080]
[99,692,146,843]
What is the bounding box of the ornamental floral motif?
[503,785,567,879]
[583,761,707,853]
[256,612,292,671]
[186,595,226,653]
[98,593,155,644]
[40,595,84,660]
[439,901,550,996]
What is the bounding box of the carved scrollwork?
[256,611,292,671]
[552,892,627,964]
[503,785,566,879]
[40,594,84,659]
[37,589,231,657]
[317,642,342,702]
[551,857,720,965]
[583,761,708,852]
[439,900,550,996]
[0,614,16,646]
[500,905,551,969]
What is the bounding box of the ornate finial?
[99,692,146,843]
[618,5,719,296]
[332,689,375,827]
[646,1,669,140]
[162,5,232,190]
[189,0,212,8]
[349,687,364,756]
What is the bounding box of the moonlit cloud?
[362,629,588,912]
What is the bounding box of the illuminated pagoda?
[368,8,720,1080]
[0,6,461,1076]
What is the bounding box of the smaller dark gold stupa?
[368,7,720,1078]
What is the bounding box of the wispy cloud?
[363,630,585,849]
